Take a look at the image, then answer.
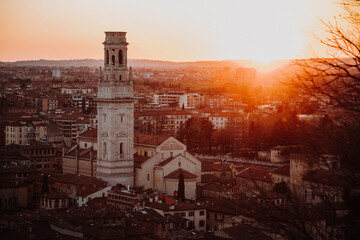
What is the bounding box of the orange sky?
[0,0,344,63]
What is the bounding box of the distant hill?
[4,59,276,69]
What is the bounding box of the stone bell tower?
[96,32,134,186]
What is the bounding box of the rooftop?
[164,168,197,179]
[134,133,169,146]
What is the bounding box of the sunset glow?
[0,0,342,63]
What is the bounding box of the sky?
[0,0,344,63]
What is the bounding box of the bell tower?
[96,32,134,186]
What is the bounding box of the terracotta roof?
[158,155,177,167]
[64,147,97,160]
[272,165,290,176]
[236,166,272,183]
[43,192,68,199]
[201,174,218,183]
[221,225,272,240]
[146,201,205,212]
[202,163,231,172]
[23,142,53,149]
[55,173,107,188]
[134,110,190,116]
[134,133,169,146]
[196,157,222,164]
[134,154,151,167]
[79,127,97,139]
[234,166,246,172]
[164,168,197,179]
[201,182,226,192]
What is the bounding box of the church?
[63,32,201,200]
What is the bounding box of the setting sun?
[0,0,341,63]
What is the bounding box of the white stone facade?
[135,137,201,200]
[96,32,135,187]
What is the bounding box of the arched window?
[120,142,123,155]
[105,50,109,65]
[112,55,115,66]
[119,75,122,81]
[119,50,123,65]
[103,142,107,156]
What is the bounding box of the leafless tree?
[292,0,360,114]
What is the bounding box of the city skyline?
[0,0,345,63]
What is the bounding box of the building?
[209,113,229,130]
[235,166,273,195]
[134,133,201,200]
[134,110,191,137]
[21,142,61,172]
[235,67,256,85]
[41,97,59,112]
[185,93,202,109]
[145,201,207,232]
[5,123,27,145]
[52,68,61,78]
[96,32,135,187]
[53,114,90,143]
[153,91,185,107]
[5,121,47,145]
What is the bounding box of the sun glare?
[0,0,339,62]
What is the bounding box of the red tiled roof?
[196,157,222,164]
[134,154,151,167]
[43,192,68,199]
[64,147,96,160]
[201,182,226,192]
[164,168,197,179]
[234,166,246,172]
[201,174,218,183]
[55,173,107,187]
[135,110,190,116]
[158,155,177,167]
[134,133,169,146]
[236,166,272,182]
[202,163,231,172]
[272,165,290,176]
[79,127,97,139]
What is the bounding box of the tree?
[293,0,360,114]
[180,117,214,151]
[177,172,185,201]
[277,1,360,238]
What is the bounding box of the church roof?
[134,133,169,146]
[164,168,197,179]
[158,155,178,167]
[134,154,151,168]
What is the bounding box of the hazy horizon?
[0,0,346,63]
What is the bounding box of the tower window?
[120,142,123,155]
[103,142,107,156]
[112,55,115,66]
[119,75,122,81]
[106,50,109,65]
[119,50,123,65]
